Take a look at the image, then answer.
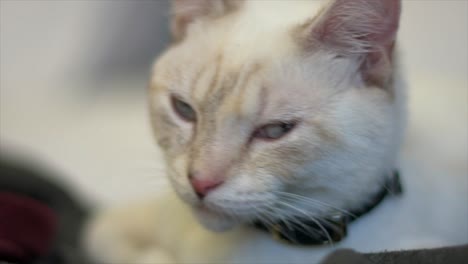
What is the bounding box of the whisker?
[257,207,300,243]
[262,203,332,244]
[263,204,326,242]
[275,200,334,245]
[274,191,356,219]
[260,205,293,233]
[276,196,350,232]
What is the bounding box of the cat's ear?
[170,0,242,41]
[301,0,401,87]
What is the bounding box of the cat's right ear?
[297,0,401,87]
[170,0,242,42]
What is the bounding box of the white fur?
[85,1,467,263]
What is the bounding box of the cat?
[85,0,467,263]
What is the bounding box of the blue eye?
[171,95,196,122]
[254,122,296,140]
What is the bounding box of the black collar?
[253,170,403,246]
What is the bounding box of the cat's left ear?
[170,0,242,42]
[299,0,401,87]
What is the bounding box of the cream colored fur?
[84,1,467,263]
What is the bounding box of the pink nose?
[189,177,224,199]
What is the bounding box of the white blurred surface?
[0,0,467,217]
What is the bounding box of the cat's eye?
[253,122,296,140]
[171,95,196,122]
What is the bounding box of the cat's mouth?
[189,192,277,232]
[192,204,238,231]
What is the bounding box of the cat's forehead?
[150,0,335,119]
[154,0,325,77]
[153,42,274,120]
[191,55,267,121]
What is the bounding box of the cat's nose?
[189,174,224,199]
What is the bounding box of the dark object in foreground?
[0,156,92,264]
[321,245,468,264]
[0,192,57,262]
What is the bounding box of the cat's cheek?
[192,208,236,232]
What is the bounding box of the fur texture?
[84,1,466,263]
[150,0,403,232]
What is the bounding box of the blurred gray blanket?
[321,244,468,264]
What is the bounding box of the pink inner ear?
[312,0,401,54]
[309,0,401,87]
[361,43,395,87]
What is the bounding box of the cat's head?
[149,0,404,231]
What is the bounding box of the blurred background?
[1,0,467,215]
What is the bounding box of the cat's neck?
[254,171,403,245]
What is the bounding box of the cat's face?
[149,0,403,231]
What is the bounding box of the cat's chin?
[192,206,237,232]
